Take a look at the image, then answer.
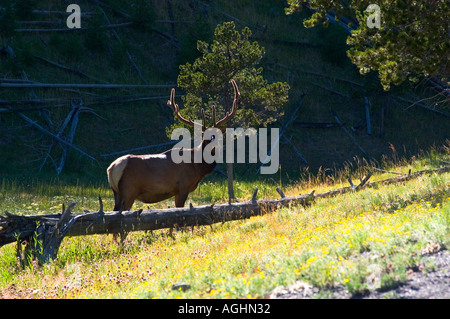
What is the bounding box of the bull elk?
[107,80,239,213]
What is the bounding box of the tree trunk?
[227,162,236,204]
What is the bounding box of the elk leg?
[112,192,123,243]
[175,192,189,207]
[113,197,134,244]
[112,191,121,211]
[167,192,189,237]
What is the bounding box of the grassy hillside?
[0,152,449,298]
[0,0,448,183]
[1,0,449,301]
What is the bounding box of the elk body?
[107,80,239,212]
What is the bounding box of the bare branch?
[17,112,96,162]
[0,82,174,89]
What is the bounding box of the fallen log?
[282,135,308,165]
[333,111,370,158]
[395,96,450,118]
[40,100,81,172]
[0,191,313,249]
[17,112,97,162]
[100,140,179,157]
[56,101,82,174]
[0,191,315,264]
[0,82,174,89]
[0,94,183,112]
[32,55,108,83]
[258,94,306,172]
[32,9,95,16]
[96,5,149,85]
[14,22,134,32]
[1,166,449,264]
[294,122,344,128]
[270,63,364,87]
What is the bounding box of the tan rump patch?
[107,155,130,193]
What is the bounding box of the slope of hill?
[0,154,448,299]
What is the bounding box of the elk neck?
[192,138,218,176]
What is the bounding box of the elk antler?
[168,88,196,127]
[168,80,239,130]
[213,79,240,128]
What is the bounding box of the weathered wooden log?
[282,136,308,165]
[372,167,406,175]
[0,192,315,250]
[395,96,450,118]
[1,166,449,264]
[36,202,78,263]
[258,95,305,173]
[333,111,370,158]
[14,22,134,32]
[56,100,82,174]
[294,122,344,128]
[271,62,364,87]
[33,55,108,83]
[17,112,97,162]
[100,140,179,158]
[0,82,174,89]
[96,5,149,85]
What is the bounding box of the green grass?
[0,152,449,298]
[0,0,449,299]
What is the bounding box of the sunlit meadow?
[0,155,449,298]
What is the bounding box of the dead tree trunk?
[1,166,449,264]
[227,162,236,204]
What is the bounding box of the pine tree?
[286,0,449,91]
[171,21,290,202]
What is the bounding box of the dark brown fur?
[107,80,239,211]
